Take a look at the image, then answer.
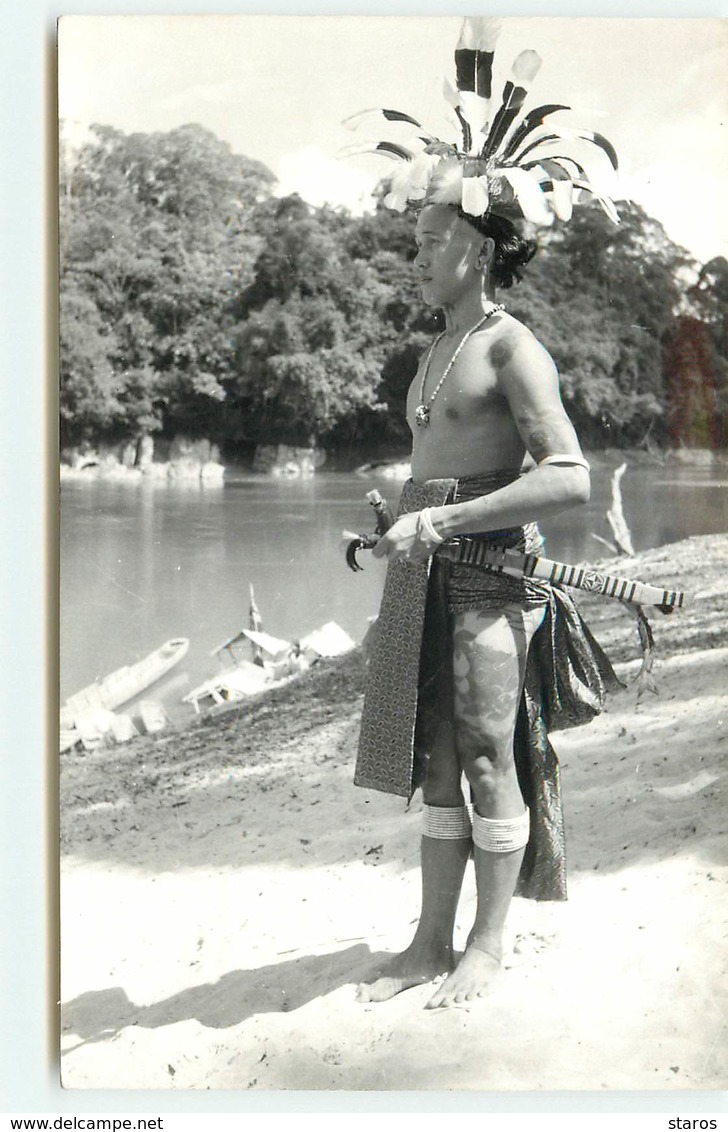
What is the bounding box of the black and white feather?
[340,16,619,227]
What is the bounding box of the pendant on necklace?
[414,404,431,428]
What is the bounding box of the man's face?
[413,205,484,308]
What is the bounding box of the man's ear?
[476,237,495,270]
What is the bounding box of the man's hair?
[457,209,538,289]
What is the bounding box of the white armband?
[538,453,590,472]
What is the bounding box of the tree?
[225,197,400,448]
[665,256,728,448]
[59,123,274,447]
[60,123,726,456]
[506,202,692,445]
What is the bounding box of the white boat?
[183,620,355,715]
[182,658,274,713]
[60,638,189,731]
[239,628,292,658]
[298,621,356,658]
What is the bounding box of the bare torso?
[407,312,530,483]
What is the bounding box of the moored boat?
[60,638,189,731]
[182,620,355,715]
[182,659,273,713]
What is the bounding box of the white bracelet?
[538,453,590,472]
[418,507,445,546]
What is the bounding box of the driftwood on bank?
[606,462,636,556]
[590,462,657,695]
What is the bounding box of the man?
[357,202,591,1008]
[347,18,621,1009]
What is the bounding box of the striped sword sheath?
[441,540,686,610]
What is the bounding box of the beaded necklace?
[414,303,505,428]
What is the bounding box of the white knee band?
[422,804,472,840]
[472,808,530,853]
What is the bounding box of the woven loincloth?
[354,470,621,901]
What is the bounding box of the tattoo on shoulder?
[489,336,515,370]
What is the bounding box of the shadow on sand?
[61,943,380,1053]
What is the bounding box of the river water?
[60,460,727,718]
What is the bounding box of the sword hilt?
[365,489,394,536]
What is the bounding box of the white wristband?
[418,507,445,546]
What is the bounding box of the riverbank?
[60,445,728,484]
[60,533,728,1091]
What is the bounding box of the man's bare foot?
[356,943,454,1003]
[425,942,502,1008]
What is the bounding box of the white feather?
[510,49,542,86]
[522,135,619,197]
[341,108,431,147]
[342,108,383,132]
[383,164,413,211]
[428,159,465,207]
[515,123,617,176]
[545,178,574,222]
[459,90,491,146]
[338,137,428,163]
[337,142,396,161]
[383,189,409,212]
[460,174,490,217]
[498,166,553,226]
[571,180,620,224]
[442,76,460,108]
[407,152,441,194]
[382,153,441,209]
[458,16,502,52]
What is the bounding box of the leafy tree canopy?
[59,123,274,447]
[59,123,726,456]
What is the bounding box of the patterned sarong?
[355,471,622,901]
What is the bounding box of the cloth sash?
[354,470,622,902]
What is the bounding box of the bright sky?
[58,14,728,264]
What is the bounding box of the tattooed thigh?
[452,604,544,763]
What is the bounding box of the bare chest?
[406,336,506,430]
[406,333,526,479]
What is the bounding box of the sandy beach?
[59,533,728,1092]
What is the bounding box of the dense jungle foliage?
[59,122,728,458]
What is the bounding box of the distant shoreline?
[60,445,727,485]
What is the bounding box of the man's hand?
[371,512,433,563]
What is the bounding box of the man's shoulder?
[494,311,543,347]
[486,313,554,377]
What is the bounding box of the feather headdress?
[341,17,619,228]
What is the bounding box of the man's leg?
[356,718,471,1003]
[427,604,543,1008]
